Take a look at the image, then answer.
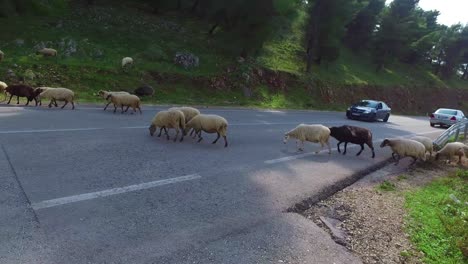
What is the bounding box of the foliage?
[405,170,468,263]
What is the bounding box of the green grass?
[377,180,397,191]
[405,169,468,263]
[0,2,466,110]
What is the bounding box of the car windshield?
[436,109,457,115]
[355,101,378,108]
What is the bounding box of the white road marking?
[31,174,201,210]
[0,127,105,134]
[264,130,441,164]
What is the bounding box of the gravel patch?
[301,159,468,264]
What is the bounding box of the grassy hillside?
[0,2,466,111]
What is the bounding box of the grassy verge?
[405,169,468,264]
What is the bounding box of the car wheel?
[383,114,390,122]
[430,123,435,127]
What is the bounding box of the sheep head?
[283,134,290,144]
[380,139,390,148]
[148,124,156,136]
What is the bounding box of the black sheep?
[5,84,40,106]
[329,125,375,158]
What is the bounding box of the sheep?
[0,50,4,62]
[410,136,434,156]
[106,94,141,114]
[435,142,468,164]
[380,138,426,165]
[148,110,186,142]
[97,90,130,110]
[168,106,201,136]
[36,48,58,57]
[283,124,331,154]
[0,81,7,101]
[329,125,375,158]
[121,57,133,68]
[134,85,154,97]
[185,114,228,147]
[5,84,40,106]
[37,87,75,109]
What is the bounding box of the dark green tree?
[344,0,385,51]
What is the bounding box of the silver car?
[430,108,467,127]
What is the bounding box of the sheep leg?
[223,136,228,147]
[298,141,304,152]
[164,127,170,140]
[53,99,58,107]
[157,127,163,137]
[33,97,38,106]
[327,141,331,154]
[124,106,130,112]
[367,142,375,158]
[104,101,111,110]
[7,94,13,104]
[356,144,364,156]
[173,128,179,142]
[48,100,53,108]
[25,98,30,106]
[17,96,20,104]
[343,142,348,155]
[138,107,142,114]
[113,105,117,113]
[179,130,184,142]
[71,101,75,110]
[337,142,342,153]
[212,132,220,144]
[394,154,401,166]
[121,105,125,114]
[197,131,203,143]
[61,101,69,109]
[410,157,418,165]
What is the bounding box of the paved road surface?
[0,104,442,264]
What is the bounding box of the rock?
[24,69,36,81]
[6,69,16,79]
[174,52,199,69]
[134,85,154,97]
[449,194,461,204]
[59,38,77,57]
[15,39,25,46]
[319,216,347,246]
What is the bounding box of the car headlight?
[364,110,370,114]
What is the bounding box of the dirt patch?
[301,160,468,264]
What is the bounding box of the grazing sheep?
[185,114,228,147]
[106,94,141,114]
[121,57,133,68]
[5,84,40,106]
[149,110,186,142]
[97,90,130,110]
[410,136,434,156]
[380,138,426,165]
[435,142,468,164]
[0,81,7,101]
[37,87,75,109]
[134,85,154,97]
[329,125,375,158]
[0,50,4,62]
[283,124,331,154]
[36,48,57,57]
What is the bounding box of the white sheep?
[283,124,331,154]
[38,87,75,109]
[149,110,186,142]
[380,138,426,165]
[410,136,434,156]
[98,90,130,111]
[107,94,141,114]
[36,48,58,57]
[121,57,134,68]
[0,50,4,62]
[185,114,228,147]
[435,142,468,164]
[168,106,201,136]
[0,81,7,101]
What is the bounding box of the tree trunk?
[208,23,219,35]
[191,0,200,13]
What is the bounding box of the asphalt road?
[0,104,442,264]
